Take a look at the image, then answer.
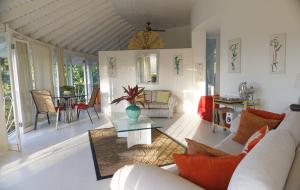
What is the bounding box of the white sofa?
[110,111,300,190]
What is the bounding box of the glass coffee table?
[110,113,162,148]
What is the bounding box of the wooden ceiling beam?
[0,0,31,13]
[17,0,91,35]
[105,31,134,51]
[56,11,116,47]
[0,0,56,23]
[41,2,112,43]
[30,0,106,40]
[84,25,134,53]
[73,17,124,49]
[9,0,77,30]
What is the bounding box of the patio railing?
[3,95,15,134]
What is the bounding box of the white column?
[0,79,8,152]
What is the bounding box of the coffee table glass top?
[110,113,162,132]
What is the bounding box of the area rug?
[88,128,186,180]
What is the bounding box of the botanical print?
[228,39,241,73]
[107,56,117,77]
[270,33,286,74]
[173,55,183,75]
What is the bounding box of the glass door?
[11,39,34,135]
[206,38,217,95]
[0,32,21,150]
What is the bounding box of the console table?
[212,98,256,133]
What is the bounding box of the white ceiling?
[0,0,195,55]
[112,0,196,30]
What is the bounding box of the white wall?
[99,48,202,114]
[192,0,300,112]
[160,25,191,49]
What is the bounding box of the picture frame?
[173,55,183,76]
[107,56,117,78]
[270,33,286,74]
[228,38,241,73]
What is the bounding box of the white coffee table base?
[118,129,152,148]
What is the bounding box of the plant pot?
[126,104,141,123]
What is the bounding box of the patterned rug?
[88,128,186,180]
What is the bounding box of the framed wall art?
[228,38,241,73]
[107,56,117,78]
[270,33,286,74]
[173,55,183,76]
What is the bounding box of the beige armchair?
[31,90,64,130]
[140,90,176,118]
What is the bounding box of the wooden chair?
[73,86,100,123]
[31,90,64,130]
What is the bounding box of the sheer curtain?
[16,41,33,128]
[57,47,65,87]
[31,42,53,93]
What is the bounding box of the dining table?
[54,94,86,123]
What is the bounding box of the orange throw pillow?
[243,125,269,153]
[185,138,230,157]
[173,153,245,190]
[246,108,285,127]
[232,111,280,145]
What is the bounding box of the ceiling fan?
[140,22,166,32]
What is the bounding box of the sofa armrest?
[111,165,203,190]
[167,95,176,118]
[168,95,176,109]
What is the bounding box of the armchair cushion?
[148,102,169,109]
[156,91,171,103]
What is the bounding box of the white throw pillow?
[230,115,240,133]
[111,165,203,190]
[277,111,300,146]
[228,130,296,190]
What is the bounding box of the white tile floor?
[0,112,229,190]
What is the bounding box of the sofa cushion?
[185,138,230,156]
[284,145,300,190]
[232,111,281,145]
[246,108,285,127]
[151,90,158,102]
[148,102,169,109]
[173,153,245,190]
[156,91,171,103]
[214,134,244,155]
[144,90,152,102]
[111,165,203,190]
[228,130,296,190]
[277,111,300,146]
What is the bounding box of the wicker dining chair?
[31,90,64,130]
[73,86,100,123]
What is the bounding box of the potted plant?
[111,85,145,122]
